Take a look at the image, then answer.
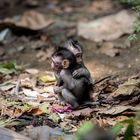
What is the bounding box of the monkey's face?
[68,47,82,64]
[75,53,82,64]
[51,56,63,71]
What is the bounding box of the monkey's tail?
[74,101,101,110]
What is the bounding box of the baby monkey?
[63,39,93,85]
[51,39,93,87]
[51,47,92,109]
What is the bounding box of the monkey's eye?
[53,61,62,67]
[54,62,60,65]
[76,54,82,58]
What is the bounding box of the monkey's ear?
[62,59,69,69]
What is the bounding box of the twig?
[93,75,115,85]
[14,80,21,95]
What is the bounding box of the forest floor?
[0,0,140,140]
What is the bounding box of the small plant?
[0,62,25,75]
[113,111,140,140]
[120,0,140,40]
[76,111,140,140]
[75,122,115,140]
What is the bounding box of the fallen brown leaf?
[14,108,24,118]
[28,108,44,116]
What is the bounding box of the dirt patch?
[0,0,139,80]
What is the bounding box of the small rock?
[25,68,39,75]
[0,28,15,44]
[99,42,120,57]
[17,46,25,52]
[78,10,136,42]
[113,38,131,48]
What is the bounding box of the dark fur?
[52,47,91,109]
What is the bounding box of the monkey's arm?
[72,67,90,78]
[72,68,94,85]
[54,84,66,94]
[54,72,64,86]
[60,69,82,90]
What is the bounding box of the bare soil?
[0,0,140,79]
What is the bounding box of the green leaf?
[135,111,140,120]
[0,119,22,127]
[38,75,56,83]
[0,67,15,75]
[0,63,15,69]
[0,62,25,75]
[128,34,137,41]
[132,5,140,11]
[120,0,140,4]
[40,104,50,114]
[112,123,124,136]
[48,113,61,123]
[120,118,133,124]
[133,23,140,32]
[123,123,134,140]
[9,101,23,106]
[0,62,16,75]
[76,122,94,140]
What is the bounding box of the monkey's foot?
[59,101,67,106]
[71,102,79,110]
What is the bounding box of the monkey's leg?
[60,70,89,101]
[57,93,67,105]
[62,88,79,109]
[54,86,67,105]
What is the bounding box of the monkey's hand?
[72,69,84,78]
[54,86,63,94]
[54,83,66,94]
